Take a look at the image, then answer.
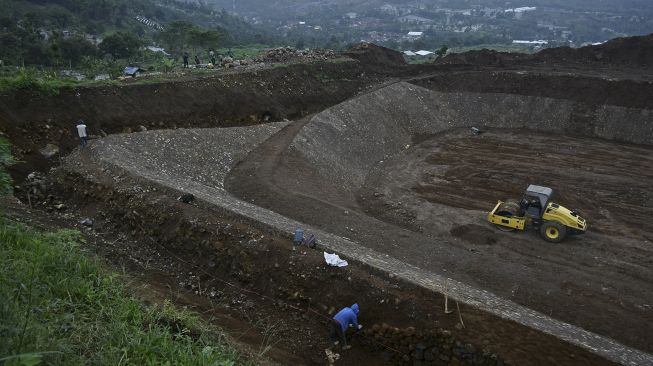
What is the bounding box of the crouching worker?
[330,303,362,350]
[293,227,304,248]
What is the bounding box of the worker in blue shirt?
[330,303,362,350]
[293,227,304,248]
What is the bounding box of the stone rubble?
[254,47,337,63]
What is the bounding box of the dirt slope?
[5,35,653,366]
[0,60,387,183]
[225,82,653,357]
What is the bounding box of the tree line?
[0,0,277,69]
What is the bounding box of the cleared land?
[5,41,653,365]
[226,83,653,357]
[60,82,653,364]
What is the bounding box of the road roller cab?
[488,185,587,242]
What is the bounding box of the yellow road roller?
[487,185,587,242]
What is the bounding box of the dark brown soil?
[0,60,390,184]
[41,155,614,365]
[408,129,653,239]
[226,124,653,356]
[4,36,653,365]
[440,33,653,69]
[450,225,499,246]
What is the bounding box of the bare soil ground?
[362,128,653,348]
[4,39,653,365]
[227,124,653,354]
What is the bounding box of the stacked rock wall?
[358,324,503,366]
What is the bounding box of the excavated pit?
[56,82,653,365]
[226,82,653,363]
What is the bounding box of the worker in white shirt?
[76,120,88,147]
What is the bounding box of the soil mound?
[254,46,337,63]
[439,49,529,66]
[344,43,406,67]
[535,33,653,67]
[439,33,653,68]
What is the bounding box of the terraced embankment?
[8,40,653,365]
[54,80,653,365]
[226,82,653,364]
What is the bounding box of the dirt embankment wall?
[51,150,613,366]
[292,82,652,193]
[412,71,653,109]
[0,61,381,180]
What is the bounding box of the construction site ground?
[2,40,653,365]
[228,122,653,352]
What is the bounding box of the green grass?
[0,219,240,366]
[0,137,13,195]
[0,69,122,95]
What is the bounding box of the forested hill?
[0,0,274,66]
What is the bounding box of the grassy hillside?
[0,138,241,366]
[0,0,275,67]
[0,219,241,366]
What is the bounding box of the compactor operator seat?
[526,205,541,218]
[521,197,542,218]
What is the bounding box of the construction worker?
[330,303,362,350]
[293,227,304,248]
[76,120,88,147]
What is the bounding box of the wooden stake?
[455,301,465,329]
[443,282,454,314]
[444,293,453,314]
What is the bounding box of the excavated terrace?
[62,82,653,365]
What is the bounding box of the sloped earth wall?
[54,86,653,364]
[40,71,650,364]
[0,59,388,183]
[225,83,653,364]
[291,82,652,194]
[53,126,518,366]
[54,127,615,366]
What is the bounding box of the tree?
[158,20,194,54]
[436,44,449,58]
[295,37,305,50]
[59,37,98,65]
[326,35,339,50]
[187,28,220,53]
[0,33,22,65]
[99,32,142,59]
